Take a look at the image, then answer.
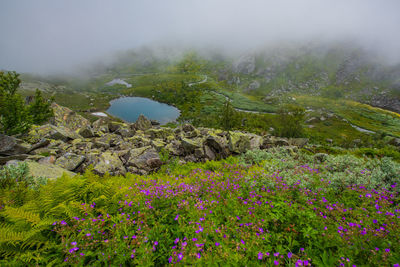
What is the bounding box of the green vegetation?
[28,89,54,125]
[274,104,305,138]
[0,71,31,135]
[15,49,400,147]
[0,72,53,135]
[0,150,399,266]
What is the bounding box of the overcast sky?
[1,0,400,74]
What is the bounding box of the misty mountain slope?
[15,44,400,145]
[214,45,400,113]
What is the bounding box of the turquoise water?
[107,97,180,124]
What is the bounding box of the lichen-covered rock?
[125,147,162,172]
[165,141,184,156]
[133,115,152,131]
[204,145,216,160]
[152,139,166,152]
[92,118,110,134]
[108,121,124,133]
[289,138,309,148]
[182,124,195,132]
[262,136,289,148]
[55,153,85,171]
[194,148,204,159]
[51,103,90,131]
[93,152,126,176]
[184,130,198,139]
[146,128,174,139]
[127,135,152,148]
[26,160,76,179]
[28,138,50,153]
[181,137,203,154]
[0,134,29,156]
[249,134,263,150]
[204,134,230,159]
[48,125,82,141]
[78,125,95,138]
[116,127,135,138]
[26,124,81,143]
[38,155,57,165]
[229,132,251,154]
[0,154,29,165]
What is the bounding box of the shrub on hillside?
[274,104,305,138]
[0,71,31,135]
[0,71,53,135]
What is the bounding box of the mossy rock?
[146,128,174,139]
[93,151,126,176]
[55,153,85,171]
[228,132,251,154]
[181,138,203,154]
[51,103,90,131]
[26,160,76,179]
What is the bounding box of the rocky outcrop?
[55,153,85,171]
[229,132,251,154]
[0,134,30,164]
[0,134,30,156]
[51,103,90,131]
[246,80,261,92]
[1,103,312,179]
[26,160,76,179]
[233,54,256,75]
[133,115,152,131]
[93,152,126,176]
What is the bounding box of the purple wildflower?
[178,253,183,261]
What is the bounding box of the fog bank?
[1,0,400,74]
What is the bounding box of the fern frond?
[3,206,41,225]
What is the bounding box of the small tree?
[0,71,32,135]
[275,104,305,138]
[27,89,53,124]
[220,99,238,132]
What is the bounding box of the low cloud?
[1,0,400,74]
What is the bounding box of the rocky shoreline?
[0,103,310,178]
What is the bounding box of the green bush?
[0,72,53,135]
[274,104,305,138]
[0,71,32,135]
[27,89,54,124]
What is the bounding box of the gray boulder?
[56,153,85,171]
[228,132,251,154]
[204,135,230,159]
[0,134,29,156]
[93,152,126,176]
[125,146,162,172]
[78,125,95,138]
[26,160,76,179]
[134,115,152,131]
[246,80,260,91]
[181,138,203,154]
